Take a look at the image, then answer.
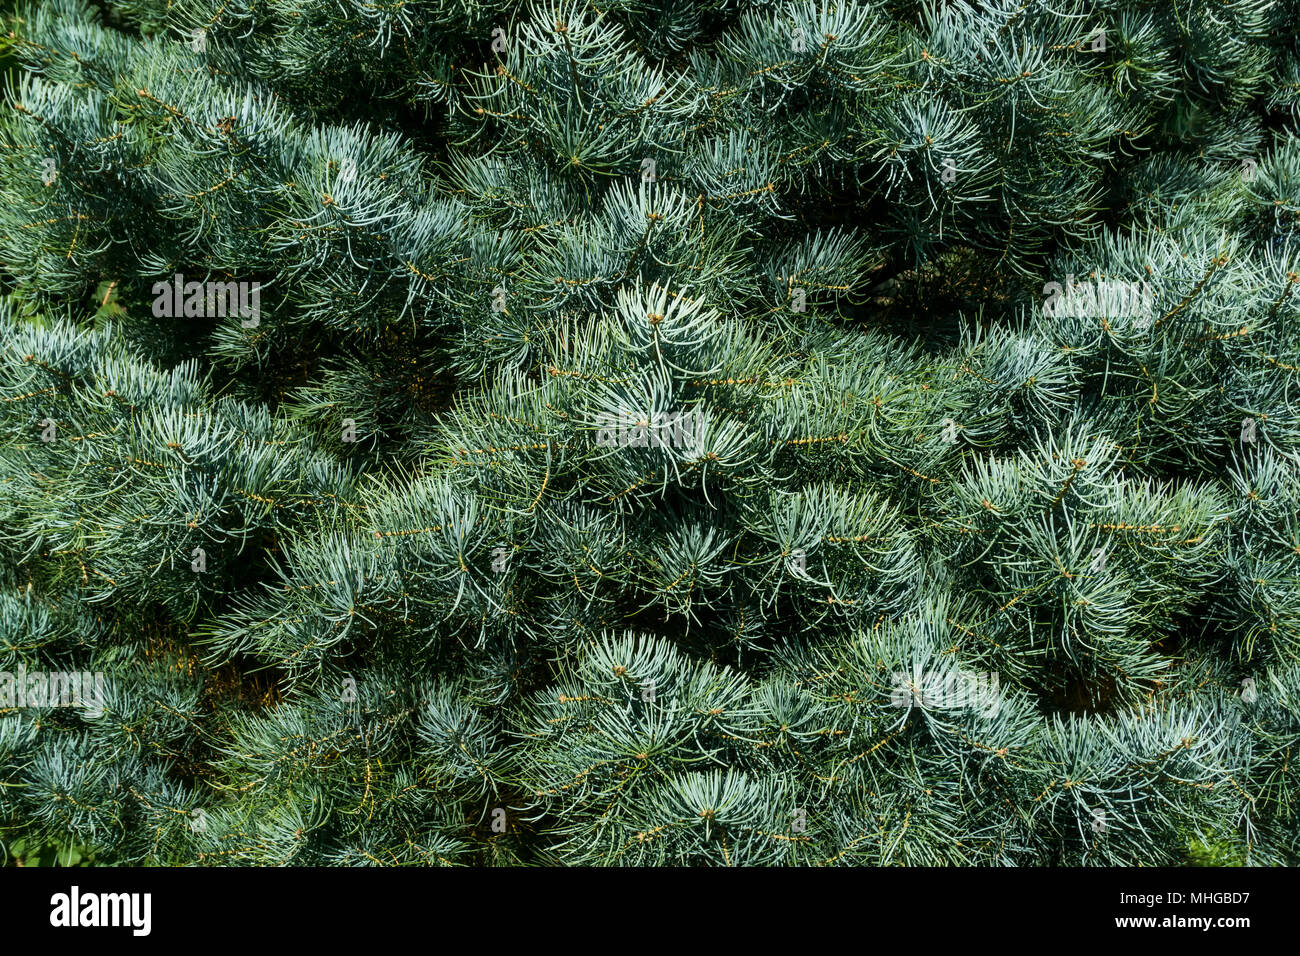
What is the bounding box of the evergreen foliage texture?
[0,0,1298,866]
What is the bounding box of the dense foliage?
[1,0,1298,865]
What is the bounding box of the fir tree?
[0,0,1298,866]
